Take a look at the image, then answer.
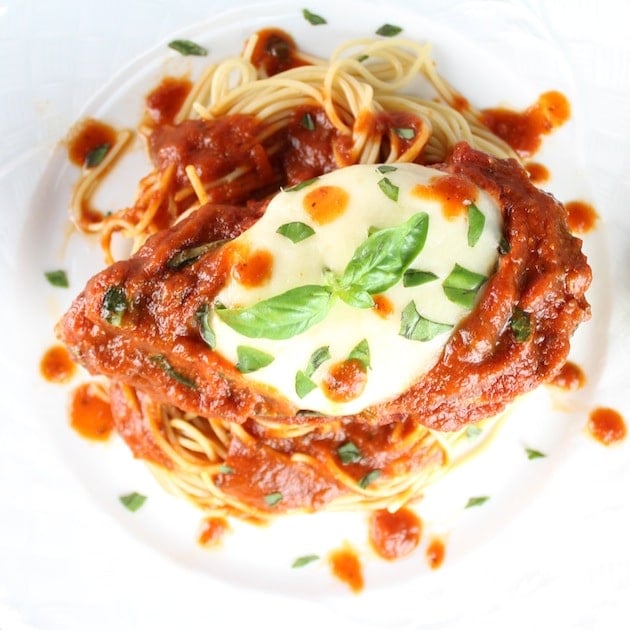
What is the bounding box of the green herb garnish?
[358,469,381,489]
[467,203,485,247]
[151,355,197,388]
[85,144,110,168]
[302,8,327,24]
[466,425,482,438]
[195,303,216,349]
[348,339,370,370]
[44,269,69,288]
[276,221,315,243]
[399,301,452,342]
[301,112,316,130]
[465,496,489,508]
[377,165,397,174]
[236,346,274,373]
[218,464,235,474]
[394,127,415,139]
[442,264,487,309]
[292,554,320,568]
[295,345,331,398]
[510,307,532,342]
[167,242,222,270]
[337,441,362,464]
[498,235,510,255]
[377,176,399,202]
[101,285,128,327]
[525,447,546,460]
[119,492,147,512]
[402,269,438,288]
[286,176,319,192]
[168,39,208,56]
[376,24,402,37]
[264,491,283,507]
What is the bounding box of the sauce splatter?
[412,174,477,220]
[69,382,114,442]
[481,90,570,156]
[198,516,230,547]
[40,345,76,384]
[525,161,550,184]
[322,359,367,403]
[233,248,274,287]
[373,294,394,319]
[426,537,446,570]
[303,185,349,225]
[145,76,193,127]
[67,118,117,167]
[565,200,599,234]
[329,545,364,593]
[368,507,422,560]
[587,407,626,446]
[550,361,586,391]
[249,28,308,76]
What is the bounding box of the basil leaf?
[101,285,128,326]
[85,144,110,168]
[376,24,402,37]
[301,112,316,130]
[358,469,381,488]
[357,54,369,63]
[236,346,274,373]
[151,355,197,388]
[466,425,482,438]
[195,303,216,349]
[377,165,397,174]
[442,264,487,309]
[341,212,429,295]
[510,307,532,342]
[216,285,333,340]
[465,496,489,508]
[168,39,208,56]
[264,491,283,507]
[525,447,546,460]
[276,221,315,243]
[44,269,69,288]
[302,8,327,24]
[286,176,319,192]
[467,203,485,247]
[295,370,317,398]
[402,269,438,288]
[378,176,399,202]
[292,554,320,568]
[119,492,147,512]
[337,285,375,309]
[394,127,415,139]
[305,346,331,376]
[498,235,510,255]
[399,301,452,342]
[167,241,223,270]
[218,464,235,474]
[348,339,370,370]
[337,441,362,464]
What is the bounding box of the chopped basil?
[376,24,402,37]
[301,112,316,130]
[101,285,128,327]
[85,144,110,168]
[167,242,222,270]
[119,492,147,512]
[358,469,381,489]
[399,301,452,342]
[264,491,283,507]
[442,264,487,309]
[295,370,317,398]
[377,176,399,202]
[394,127,415,139]
[498,235,510,255]
[337,441,362,464]
[348,339,370,370]
[236,346,274,373]
[525,447,546,460]
[357,54,369,63]
[44,269,69,288]
[168,39,208,56]
[295,345,331,398]
[465,496,489,508]
[217,285,333,340]
[467,203,485,247]
[510,307,532,342]
[305,346,331,375]
[292,554,320,568]
[276,221,315,243]
[403,269,438,288]
[377,165,397,174]
[302,8,327,25]
[218,464,235,474]
[195,303,216,349]
[151,355,197,388]
[286,176,319,192]
[466,425,482,438]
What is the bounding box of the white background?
[1,1,629,628]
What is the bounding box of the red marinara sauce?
[525,161,550,184]
[329,545,364,593]
[67,117,117,167]
[550,361,586,391]
[565,200,599,234]
[481,90,570,156]
[322,359,368,403]
[69,382,115,442]
[587,407,626,446]
[368,507,422,560]
[40,345,76,384]
[249,28,309,76]
[426,538,446,570]
[145,76,193,127]
[198,516,230,548]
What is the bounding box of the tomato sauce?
[368,507,422,560]
[329,545,364,593]
[565,200,599,234]
[412,174,478,220]
[426,537,446,569]
[249,28,309,76]
[481,90,570,156]
[303,184,349,225]
[550,361,585,391]
[233,248,274,287]
[40,345,76,384]
[373,294,394,319]
[67,118,117,167]
[69,382,114,441]
[145,76,193,127]
[322,359,368,403]
[587,407,626,446]
[525,161,550,184]
[198,516,230,547]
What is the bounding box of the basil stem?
[236,346,274,373]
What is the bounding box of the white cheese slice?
[211,162,502,415]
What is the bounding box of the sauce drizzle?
[329,545,364,593]
[426,537,446,570]
[368,507,422,560]
[550,361,586,391]
[69,382,115,442]
[587,407,626,446]
[565,200,599,234]
[40,345,76,384]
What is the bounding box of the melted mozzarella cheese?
[211,163,502,415]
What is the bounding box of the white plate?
[2,0,629,628]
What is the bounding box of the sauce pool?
[70,382,115,442]
[328,545,364,593]
[426,537,446,570]
[145,76,193,127]
[67,118,117,167]
[565,200,599,234]
[368,507,422,560]
[40,345,76,384]
[587,407,626,446]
